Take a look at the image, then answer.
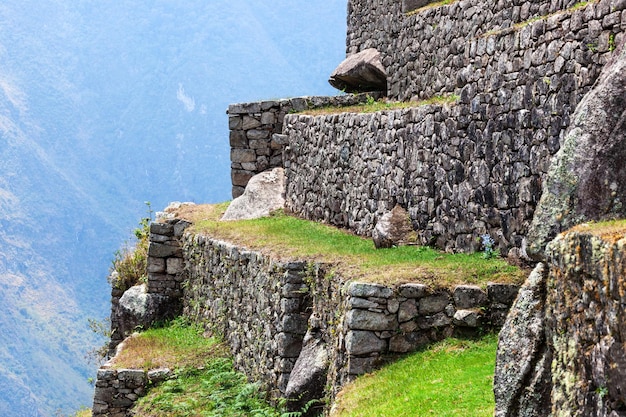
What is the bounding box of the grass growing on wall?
[300,94,459,116]
[330,334,499,417]
[171,203,526,288]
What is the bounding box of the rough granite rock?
[494,263,552,417]
[221,167,285,220]
[285,330,328,417]
[328,48,387,93]
[114,284,173,341]
[372,205,414,249]
[526,39,626,259]
[496,225,626,417]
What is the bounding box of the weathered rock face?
[111,284,173,346]
[527,39,626,259]
[285,328,328,417]
[328,48,387,93]
[495,226,626,417]
[372,205,414,248]
[221,167,285,220]
[494,264,552,417]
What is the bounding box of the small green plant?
[109,202,153,291]
[479,234,497,259]
[365,94,376,106]
[86,317,112,363]
[609,33,616,52]
[596,385,609,398]
[587,42,598,52]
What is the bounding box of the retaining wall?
[281,0,626,254]
[227,93,381,198]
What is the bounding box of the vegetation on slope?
[110,319,282,417]
[330,334,499,417]
[169,203,527,288]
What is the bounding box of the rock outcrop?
[527,39,626,259]
[496,225,626,417]
[328,48,387,93]
[372,205,414,249]
[222,167,285,220]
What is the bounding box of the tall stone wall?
[347,0,624,101]
[181,234,312,398]
[227,93,381,198]
[230,1,626,254]
[284,102,552,254]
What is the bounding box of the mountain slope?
[0,1,346,415]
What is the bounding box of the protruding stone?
[372,205,414,249]
[329,48,387,93]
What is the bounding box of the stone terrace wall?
[96,219,520,413]
[284,1,626,254]
[347,0,625,100]
[227,93,380,198]
[181,234,312,398]
[284,103,546,254]
[178,228,520,401]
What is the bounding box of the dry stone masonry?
[228,93,381,198]
[232,0,626,254]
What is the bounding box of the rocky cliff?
[494,37,626,417]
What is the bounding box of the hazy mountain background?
[0,1,347,415]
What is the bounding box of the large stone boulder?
[526,39,626,259]
[493,264,552,417]
[221,167,285,220]
[112,284,174,343]
[372,205,415,248]
[328,48,387,93]
[285,329,328,417]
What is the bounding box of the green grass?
[331,334,499,417]
[110,318,228,371]
[133,358,281,417]
[174,204,526,288]
[300,94,459,116]
[106,319,281,417]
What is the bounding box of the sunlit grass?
[109,318,228,371]
[167,204,526,288]
[330,334,498,417]
[299,94,458,116]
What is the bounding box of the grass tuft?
[299,94,459,116]
[330,334,499,417]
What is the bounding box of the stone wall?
[108,217,190,352]
[284,103,549,254]
[178,228,519,401]
[280,0,626,254]
[92,363,170,417]
[227,93,381,198]
[347,0,624,100]
[181,235,312,398]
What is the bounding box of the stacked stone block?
[227,93,381,198]
[181,235,312,397]
[343,281,519,377]
[93,367,170,417]
[146,219,190,297]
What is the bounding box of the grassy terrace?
[168,203,526,288]
[331,334,499,417]
[107,319,282,417]
[298,94,459,117]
